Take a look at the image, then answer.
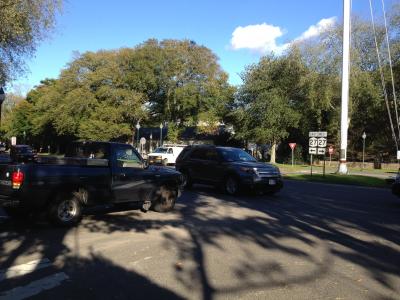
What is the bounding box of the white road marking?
[0,272,69,300]
[0,259,52,282]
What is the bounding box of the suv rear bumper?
[242,177,283,193]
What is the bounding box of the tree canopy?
[0,0,63,84]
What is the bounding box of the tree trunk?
[270,142,276,164]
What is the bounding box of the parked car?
[0,141,183,226]
[392,171,400,196]
[175,145,283,195]
[148,145,186,166]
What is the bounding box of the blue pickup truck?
[0,142,183,226]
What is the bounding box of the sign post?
[289,143,296,167]
[328,146,334,166]
[309,131,327,176]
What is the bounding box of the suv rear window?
[176,147,191,163]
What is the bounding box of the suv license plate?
[269,179,276,185]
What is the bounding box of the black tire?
[181,170,193,189]
[225,176,239,196]
[47,191,82,227]
[152,186,177,212]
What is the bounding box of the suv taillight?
[12,170,24,189]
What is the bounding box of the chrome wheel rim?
[226,178,237,194]
[57,199,78,222]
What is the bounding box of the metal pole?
[136,128,140,149]
[160,128,163,146]
[329,153,332,166]
[292,148,294,167]
[338,0,351,175]
[310,154,313,176]
[362,138,365,170]
[323,157,326,177]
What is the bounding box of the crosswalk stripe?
[0,272,69,300]
[0,259,52,282]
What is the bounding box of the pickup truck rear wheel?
[48,192,82,227]
[152,186,176,212]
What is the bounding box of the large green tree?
[0,0,62,84]
[233,52,308,163]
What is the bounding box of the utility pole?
[338,0,351,174]
[362,132,366,170]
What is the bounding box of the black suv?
[175,145,283,195]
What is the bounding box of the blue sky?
[10,0,397,94]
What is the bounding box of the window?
[219,148,257,162]
[115,146,142,168]
[167,148,173,154]
[66,143,109,159]
[190,148,207,160]
[204,149,219,161]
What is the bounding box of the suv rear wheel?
[181,170,193,189]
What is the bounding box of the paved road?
[0,181,399,300]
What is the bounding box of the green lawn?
[275,163,398,175]
[284,173,390,188]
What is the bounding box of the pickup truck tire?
[152,186,176,212]
[48,192,82,227]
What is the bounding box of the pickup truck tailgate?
[0,164,19,197]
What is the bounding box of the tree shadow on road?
[0,181,400,299]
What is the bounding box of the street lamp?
[136,121,141,149]
[362,132,367,170]
[0,87,5,126]
[149,131,153,153]
[159,123,163,146]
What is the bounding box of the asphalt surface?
[0,181,399,300]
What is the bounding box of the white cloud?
[295,17,336,41]
[230,23,289,54]
[230,17,336,54]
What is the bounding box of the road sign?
[397,150,400,160]
[309,131,327,137]
[289,143,296,150]
[11,137,16,146]
[309,131,327,156]
[140,137,146,145]
[328,147,334,155]
[309,137,318,147]
[317,137,327,148]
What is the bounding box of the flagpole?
[338,0,351,174]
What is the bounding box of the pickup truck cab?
[148,145,185,165]
[0,142,183,226]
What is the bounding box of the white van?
[148,145,186,165]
